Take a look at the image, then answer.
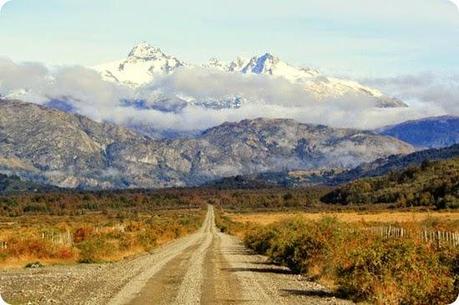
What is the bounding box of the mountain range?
[0,43,456,191]
[0,99,413,189]
[0,42,417,145]
[94,42,407,109]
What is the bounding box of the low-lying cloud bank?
[363,72,459,116]
[0,57,456,133]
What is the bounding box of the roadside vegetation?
[0,191,207,268]
[0,209,205,268]
[217,211,459,305]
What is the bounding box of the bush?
[244,225,278,255]
[77,237,116,263]
[243,217,459,305]
[338,238,455,305]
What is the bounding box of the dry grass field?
[0,209,205,268]
[229,210,459,228]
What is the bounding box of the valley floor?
[0,206,352,305]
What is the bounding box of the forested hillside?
[330,144,459,185]
[322,158,459,208]
[0,173,58,194]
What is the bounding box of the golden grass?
[0,209,205,269]
[229,211,459,226]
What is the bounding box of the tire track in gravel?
[107,207,214,305]
[125,241,202,305]
[201,232,242,304]
[218,233,354,305]
[173,208,214,305]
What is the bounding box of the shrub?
[243,217,459,305]
[338,238,456,305]
[244,225,278,255]
[77,236,117,263]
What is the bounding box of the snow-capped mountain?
[204,58,229,71]
[209,53,405,107]
[94,42,185,87]
[241,53,320,81]
[94,42,407,108]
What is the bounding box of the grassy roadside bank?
[216,209,459,305]
[0,209,206,268]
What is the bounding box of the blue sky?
[0,0,458,77]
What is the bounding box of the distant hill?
[378,116,459,148]
[322,157,459,208]
[204,170,338,189]
[331,144,459,185]
[204,175,277,189]
[203,171,320,189]
[204,144,459,189]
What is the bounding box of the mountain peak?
[206,57,227,70]
[96,42,185,84]
[260,52,276,60]
[241,53,291,76]
[227,56,249,72]
[128,42,166,59]
[251,53,280,74]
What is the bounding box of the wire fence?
[368,226,459,247]
[0,224,127,249]
[0,225,457,249]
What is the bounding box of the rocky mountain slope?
[378,115,459,148]
[94,42,406,108]
[0,99,413,189]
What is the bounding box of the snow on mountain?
[241,53,320,81]
[94,42,185,86]
[94,42,407,108]
[210,53,405,107]
[203,58,228,71]
[227,57,249,72]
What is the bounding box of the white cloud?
[363,72,459,116]
[447,0,459,11]
[0,0,12,14]
[0,58,455,134]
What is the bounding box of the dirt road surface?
[0,207,353,305]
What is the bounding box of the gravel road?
[0,206,353,305]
